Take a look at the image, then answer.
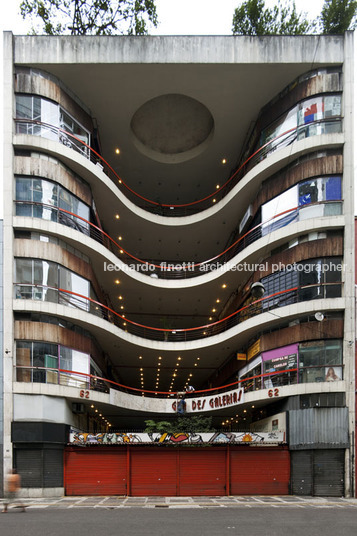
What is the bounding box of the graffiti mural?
[70,428,285,445]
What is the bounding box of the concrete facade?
[1,31,356,497]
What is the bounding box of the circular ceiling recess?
[130,93,214,163]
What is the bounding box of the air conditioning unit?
[72,402,85,414]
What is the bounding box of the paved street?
[0,499,357,536]
[4,494,357,509]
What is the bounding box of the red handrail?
[15,364,302,397]
[14,282,339,336]
[15,117,340,211]
[14,199,341,275]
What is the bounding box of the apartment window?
[15,177,90,233]
[16,341,90,386]
[299,339,343,383]
[15,258,94,311]
[16,94,90,156]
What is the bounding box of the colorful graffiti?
[70,429,285,445]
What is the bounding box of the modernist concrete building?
[1,31,356,497]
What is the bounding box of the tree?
[320,0,357,33]
[145,416,214,434]
[232,0,314,35]
[20,0,158,35]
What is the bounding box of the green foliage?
[320,0,357,33]
[232,0,314,35]
[20,0,158,35]
[145,416,214,434]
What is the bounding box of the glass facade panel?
[15,95,90,155]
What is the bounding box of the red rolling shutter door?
[130,448,177,496]
[230,447,290,495]
[65,448,127,496]
[179,448,226,496]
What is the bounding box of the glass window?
[299,340,342,384]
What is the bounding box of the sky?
[1,0,355,218]
[3,0,325,35]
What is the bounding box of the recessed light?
[212,198,216,203]
[222,284,227,289]
[216,184,220,189]
[115,148,120,155]
[209,317,213,321]
[222,158,227,164]
[115,280,120,284]
[115,214,120,219]
[212,308,216,313]
[216,299,220,303]
[118,296,123,300]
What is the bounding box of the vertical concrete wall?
[0,220,3,496]
[2,31,14,491]
[342,31,356,497]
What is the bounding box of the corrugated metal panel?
[289,408,349,449]
[15,449,43,487]
[43,449,63,487]
[230,447,290,495]
[291,450,313,495]
[313,449,344,496]
[179,448,226,496]
[130,448,177,496]
[65,448,127,496]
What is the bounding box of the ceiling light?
[115,214,120,219]
[118,179,122,184]
[139,356,142,359]
[120,306,124,310]
[212,198,216,203]
[177,357,181,360]
[118,296,123,300]
[216,299,220,303]
[120,249,123,254]
[212,308,216,313]
[209,317,213,321]
[115,148,120,154]
[194,363,197,366]
[222,158,227,164]
[118,236,122,241]
[216,184,220,189]
[158,356,162,360]
[222,284,227,288]
[115,280,120,284]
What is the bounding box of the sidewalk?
[6,495,357,510]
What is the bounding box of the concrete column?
[342,31,355,498]
[2,31,15,490]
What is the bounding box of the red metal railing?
[14,116,342,217]
[14,364,343,399]
[14,199,342,279]
[13,282,342,342]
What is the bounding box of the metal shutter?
[65,447,127,496]
[43,449,63,487]
[291,450,313,495]
[15,449,43,487]
[130,448,177,496]
[230,447,290,495]
[179,448,226,496]
[313,449,344,497]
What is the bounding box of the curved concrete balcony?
[13,290,345,352]
[13,375,346,416]
[13,126,344,233]
[13,207,344,289]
